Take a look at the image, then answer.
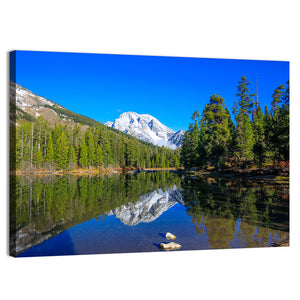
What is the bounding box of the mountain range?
[105,112,185,149]
[10,81,185,148]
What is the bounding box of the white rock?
[160,242,182,251]
[166,232,176,240]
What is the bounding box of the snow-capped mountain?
[105,112,185,149]
[107,185,183,226]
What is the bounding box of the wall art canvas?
[9,51,289,257]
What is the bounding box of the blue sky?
[11,50,289,132]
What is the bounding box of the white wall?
[1,1,299,299]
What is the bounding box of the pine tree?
[266,82,289,162]
[226,107,237,162]
[252,106,266,169]
[36,148,43,169]
[55,132,69,170]
[155,150,161,168]
[102,135,113,167]
[95,144,104,168]
[236,75,254,116]
[68,145,76,171]
[279,81,289,160]
[145,147,151,168]
[79,138,88,168]
[119,138,127,168]
[134,142,140,167]
[125,139,135,167]
[271,84,285,120]
[263,105,273,162]
[45,134,55,170]
[270,84,285,162]
[109,134,118,166]
[173,156,179,168]
[180,110,200,168]
[236,114,254,164]
[87,132,96,168]
[198,94,230,170]
[234,75,255,164]
[166,159,170,168]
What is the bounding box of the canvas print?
[9,51,289,257]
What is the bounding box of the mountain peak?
[105,112,184,149]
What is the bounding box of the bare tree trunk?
[38,124,41,150]
[29,186,32,223]
[21,127,23,159]
[30,122,33,169]
[44,128,47,156]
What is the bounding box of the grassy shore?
[178,164,289,182]
[13,167,121,176]
[12,166,183,176]
[11,165,289,183]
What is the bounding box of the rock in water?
[160,242,182,251]
[166,232,176,240]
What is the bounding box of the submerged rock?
[166,232,176,240]
[160,242,182,251]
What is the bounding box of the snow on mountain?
[107,185,183,226]
[10,81,91,128]
[11,81,61,110]
[167,130,185,148]
[105,112,185,149]
[10,81,70,126]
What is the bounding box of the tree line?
[13,118,180,171]
[181,75,289,171]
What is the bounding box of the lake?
[10,172,289,257]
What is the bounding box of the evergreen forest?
[11,116,180,172]
[181,75,289,172]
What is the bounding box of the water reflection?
[182,176,289,232]
[10,172,181,256]
[110,186,184,225]
[10,172,289,256]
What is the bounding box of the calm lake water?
[10,172,289,257]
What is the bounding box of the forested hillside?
[11,117,180,172]
[181,75,289,172]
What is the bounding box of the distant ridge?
[10,81,100,128]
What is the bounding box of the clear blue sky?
[11,50,289,132]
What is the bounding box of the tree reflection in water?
[10,172,289,256]
[182,176,289,249]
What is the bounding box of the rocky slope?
[10,81,96,128]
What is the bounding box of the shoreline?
[11,167,182,176]
[10,167,289,182]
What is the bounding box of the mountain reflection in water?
[10,172,289,257]
[109,186,184,226]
